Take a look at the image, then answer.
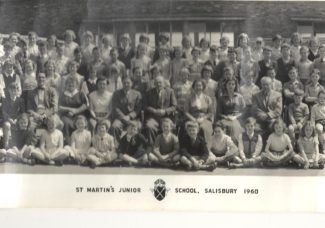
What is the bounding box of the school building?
[1,0,325,47]
[83,0,325,47]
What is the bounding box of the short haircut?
[223,66,234,74]
[109,47,118,55]
[300,45,309,52]
[64,30,76,40]
[201,64,213,76]
[9,82,19,89]
[161,118,175,129]
[180,67,190,75]
[182,35,192,46]
[213,121,226,131]
[74,47,82,55]
[37,72,46,79]
[281,43,291,50]
[172,46,182,56]
[263,46,272,52]
[37,41,46,47]
[122,75,132,82]
[185,121,199,130]
[18,113,29,122]
[272,34,282,42]
[74,115,88,126]
[191,79,206,90]
[82,31,94,40]
[28,31,38,38]
[261,76,272,85]
[220,36,230,42]
[46,115,56,126]
[127,120,141,130]
[96,77,108,85]
[288,66,297,73]
[191,46,201,55]
[266,66,276,72]
[245,117,256,125]
[271,118,287,132]
[95,119,111,132]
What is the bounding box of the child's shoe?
[206,162,218,172]
[55,160,63,166]
[49,160,55,165]
[89,160,97,169]
[27,159,36,166]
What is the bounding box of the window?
[171,32,183,47]
[209,32,234,47]
[210,32,221,46]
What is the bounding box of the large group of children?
[0,30,325,171]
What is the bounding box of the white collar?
[88,78,97,84]
[4,72,14,78]
[64,89,78,97]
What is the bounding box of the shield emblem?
[154,186,166,201]
[152,179,168,201]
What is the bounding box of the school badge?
[151,179,169,201]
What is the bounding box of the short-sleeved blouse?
[89,90,113,116]
[210,134,237,155]
[184,92,213,119]
[92,133,115,153]
[218,92,246,116]
[267,133,291,152]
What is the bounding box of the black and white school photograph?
[1,0,325,176]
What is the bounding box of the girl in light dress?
[293,121,325,169]
[63,30,79,60]
[261,118,295,167]
[130,43,151,78]
[87,120,118,168]
[64,115,92,165]
[21,59,37,92]
[100,34,114,63]
[81,31,96,64]
[29,115,69,165]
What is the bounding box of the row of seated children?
[0,112,323,171]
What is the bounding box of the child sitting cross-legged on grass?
[87,120,118,168]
